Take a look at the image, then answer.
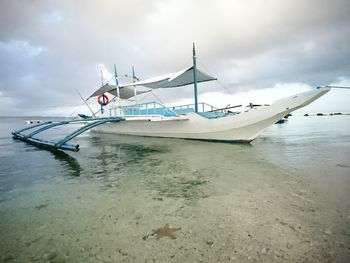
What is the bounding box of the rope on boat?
[197,60,234,96]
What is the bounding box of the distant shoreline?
[302,113,350,116]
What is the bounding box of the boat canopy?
[88,83,150,100]
[120,66,217,89]
[88,66,216,99]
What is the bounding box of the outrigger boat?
[12,44,332,151]
[88,44,330,142]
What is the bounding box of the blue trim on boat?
[197,112,226,119]
[174,108,195,114]
[183,138,253,144]
[91,131,253,144]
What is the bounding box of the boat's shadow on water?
[23,145,82,177]
[87,135,169,175]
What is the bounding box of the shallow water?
[0,116,349,262]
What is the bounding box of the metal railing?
[109,101,223,117]
[109,101,178,117]
[170,102,221,113]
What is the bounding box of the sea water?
[0,115,349,262]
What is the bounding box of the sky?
[0,0,349,116]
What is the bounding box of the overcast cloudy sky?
[0,0,349,116]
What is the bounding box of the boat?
[88,44,330,143]
[12,44,333,152]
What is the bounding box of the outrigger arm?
[12,117,124,152]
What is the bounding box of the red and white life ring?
[97,94,109,106]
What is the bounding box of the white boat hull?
[92,88,330,142]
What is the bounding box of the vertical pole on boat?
[132,66,138,105]
[100,65,104,114]
[114,64,120,98]
[192,43,198,113]
[114,64,121,115]
[100,65,104,87]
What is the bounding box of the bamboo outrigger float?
[12,117,124,152]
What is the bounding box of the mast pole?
[114,64,120,96]
[114,64,121,114]
[132,66,137,105]
[192,43,198,113]
[100,65,104,86]
[99,65,104,114]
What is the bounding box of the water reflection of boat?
[49,149,81,177]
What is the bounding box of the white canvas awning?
[88,83,150,100]
[88,84,116,98]
[120,66,216,89]
[88,66,215,99]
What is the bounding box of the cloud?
[0,91,16,115]
[40,12,64,24]
[0,0,349,116]
[0,40,45,57]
